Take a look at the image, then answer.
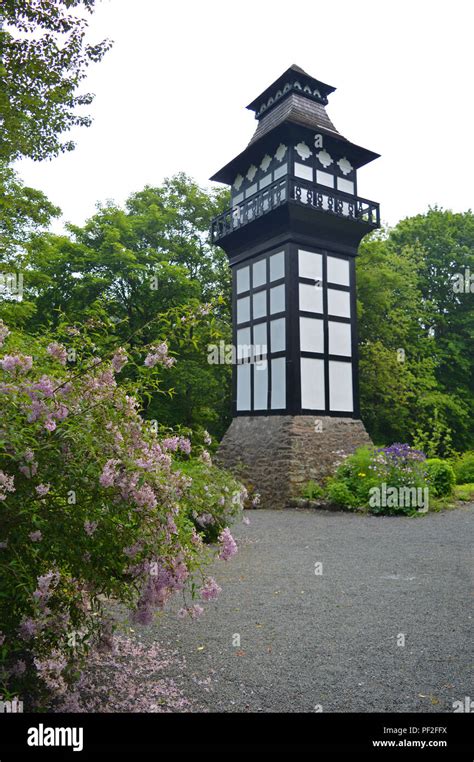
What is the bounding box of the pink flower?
[53,404,69,421]
[47,342,67,365]
[0,470,15,500]
[144,342,176,369]
[29,530,42,542]
[35,483,50,497]
[200,449,211,464]
[111,348,128,373]
[99,459,120,488]
[200,577,222,601]
[218,528,238,561]
[162,436,179,452]
[31,374,56,397]
[44,417,57,432]
[0,320,10,347]
[203,430,212,446]
[178,437,191,455]
[18,617,39,640]
[84,520,98,536]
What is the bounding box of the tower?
[211,65,380,507]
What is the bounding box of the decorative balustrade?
[211,176,380,242]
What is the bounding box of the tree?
[2,173,233,438]
[357,209,474,452]
[0,0,111,162]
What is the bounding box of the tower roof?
[210,65,380,185]
[246,64,336,118]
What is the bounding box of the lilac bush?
[0,321,243,708]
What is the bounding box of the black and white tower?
[211,65,380,507]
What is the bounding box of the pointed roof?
[210,66,380,185]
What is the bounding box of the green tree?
[0,0,111,162]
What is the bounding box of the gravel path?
[118,505,473,713]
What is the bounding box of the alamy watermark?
[0,271,23,301]
[452,267,474,294]
[207,341,267,369]
[369,483,429,512]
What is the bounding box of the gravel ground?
[116,505,473,713]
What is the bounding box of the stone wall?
[216,415,372,509]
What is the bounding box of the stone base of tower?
[216,416,372,509]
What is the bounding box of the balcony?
[211,176,380,243]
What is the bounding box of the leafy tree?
[0,0,111,161]
[357,209,474,452]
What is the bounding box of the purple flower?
[47,342,67,365]
[29,530,42,542]
[1,353,33,373]
[0,470,15,500]
[200,577,222,601]
[84,520,98,537]
[35,483,50,497]
[0,320,10,347]
[43,417,57,432]
[218,528,238,561]
[111,347,128,373]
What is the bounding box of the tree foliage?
[0,0,112,161]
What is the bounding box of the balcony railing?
[211,176,380,243]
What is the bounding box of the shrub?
[327,443,428,515]
[425,458,456,496]
[453,452,474,485]
[325,480,357,508]
[0,321,243,708]
[301,480,324,500]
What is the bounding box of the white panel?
[253,363,268,410]
[328,321,352,356]
[253,321,267,356]
[252,259,266,287]
[232,191,244,205]
[337,177,355,194]
[299,282,323,313]
[252,290,266,319]
[237,327,251,361]
[236,266,249,294]
[327,256,350,286]
[269,251,285,281]
[237,364,251,411]
[300,358,325,409]
[270,284,285,314]
[273,163,288,180]
[236,296,250,324]
[294,162,313,181]
[329,361,353,412]
[271,357,286,409]
[300,317,324,353]
[298,249,322,280]
[316,170,334,188]
[270,318,285,353]
[327,289,351,318]
[259,173,272,189]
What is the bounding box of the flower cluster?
[144,342,175,369]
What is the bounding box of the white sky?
[15,0,474,231]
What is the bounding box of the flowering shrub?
[0,321,243,708]
[325,444,428,514]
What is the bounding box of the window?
[234,250,287,412]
